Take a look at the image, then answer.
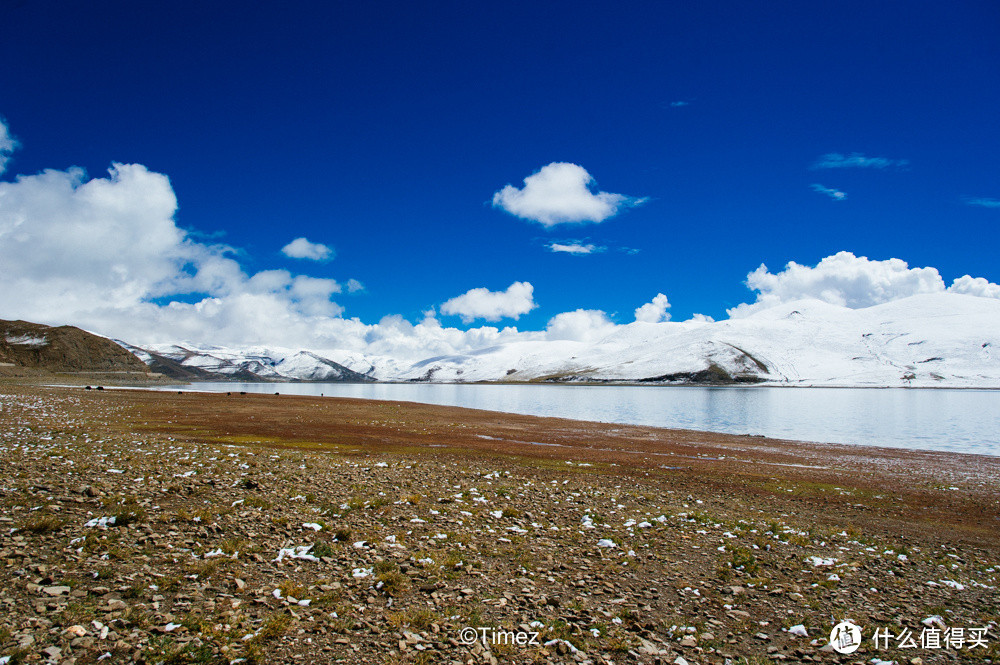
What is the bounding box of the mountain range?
[113,293,1000,388]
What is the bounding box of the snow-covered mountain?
[118,293,1000,387]
[116,342,375,383]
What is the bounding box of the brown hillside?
[0,319,150,374]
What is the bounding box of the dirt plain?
[1,383,998,665]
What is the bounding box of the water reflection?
[154,383,1000,456]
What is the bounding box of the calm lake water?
[157,382,999,457]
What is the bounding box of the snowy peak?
[116,342,374,383]
[116,293,1000,387]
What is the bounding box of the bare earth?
[1,383,998,665]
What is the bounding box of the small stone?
[679,636,697,647]
[42,586,71,597]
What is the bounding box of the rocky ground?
[0,383,998,665]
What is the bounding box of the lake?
[154,382,1000,457]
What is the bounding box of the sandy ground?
[1,383,998,664]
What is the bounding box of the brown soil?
[1,384,997,665]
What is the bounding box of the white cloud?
[0,142,363,345]
[726,251,1000,317]
[346,278,365,293]
[810,183,847,200]
[440,281,537,323]
[0,117,16,175]
[634,293,671,323]
[811,153,908,169]
[545,309,616,343]
[963,197,1000,209]
[687,313,715,323]
[948,275,1000,299]
[492,162,645,226]
[281,237,333,261]
[670,101,690,107]
[547,241,604,255]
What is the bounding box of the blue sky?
[0,1,998,349]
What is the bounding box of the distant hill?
[116,341,375,383]
[122,293,1000,388]
[9,291,1000,387]
[0,319,155,378]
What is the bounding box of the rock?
[106,599,127,611]
[65,625,87,637]
[42,586,71,597]
[679,636,697,647]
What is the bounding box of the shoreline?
[125,381,1000,458]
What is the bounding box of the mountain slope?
[116,293,1000,388]
[381,294,999,386]
[117,342,375,383]
[0,319,152,376]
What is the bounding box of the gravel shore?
[1,384,997,664]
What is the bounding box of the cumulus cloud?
[0,117,16,175]
[346,278,365,293]
[0,127,368,347]
[440,281,537,323]
[547,241,605,255]
[492,162,645,226]
[634,293,671,323]
[545,309,616,343]
[687,313,715,323]
[948,275,1000,299]
[811,153,908,169]
[810,183,846,200]
[281,237,333,261]
[727,251,1000,317]
[963,197,1000,209]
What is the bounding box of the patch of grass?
[310,540,338,558]
[122,606,153,628]
[373,560,398,574]
[726,546,760,576]
[20,514,65,533]
[277,579,307,599]
[376,570,410,596]
[387,607,440,631]
[332,528,352,542]
[243,496,271,509]
[254,612,291,642]
[218,537,247,555]
[190,560,222,579]
[113,496,148,526]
